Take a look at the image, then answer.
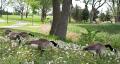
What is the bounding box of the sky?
[72,0,109,13]
[3,0,109,13]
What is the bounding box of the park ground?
[0,15,120,64]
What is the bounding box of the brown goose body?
[4,30,21,44]
[19,32,34,38]
[8,32,20,40]
[83,43,116,56]
[27,39,58,50]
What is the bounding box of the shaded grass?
[78,24,120,34]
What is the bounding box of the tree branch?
[96,0,106,10]
[106,2,114,13]
[93,0,101,7]
[86,0,89,5]
[92,0,95,7]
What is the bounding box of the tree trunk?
[49,0,60,35]
[0,0,2,17]
[68,1,72,23]
[26,12,28,18]
[116,1,120,22]
[26,5,29,18]
[0,8,2,17]
[90,7,95,23]
[55,0,71,39]
[69,5,72,23]
[32,13,34,25]
[90,7,98,23]
[41,6,46,22]
[7,11,8,24]
[21,10,23,20]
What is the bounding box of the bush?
[99,13,106,22]
[81,5,89,22]
[71,5,83,22]
[99,10,111,22]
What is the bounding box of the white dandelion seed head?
[86,63,89,64]
[117,60,119,62]
[108,60,110,63]
[83,53,86,56]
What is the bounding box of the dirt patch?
[66,32,80,42]
[40,24,51,34]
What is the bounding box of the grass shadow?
[76,24,120,34]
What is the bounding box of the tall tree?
[0,0,8,17]
[81,5,89,22]
[50,0,72,39]
[107,0,120,22]
[71,5,83,22]
[12,0,25,20]
[89,0,106,22]
[40,0,52,22]
[81,0,89,22]
[29,0,39,25]
[25,0,30,18]
[0,0,3,17]
[49,0,60,35]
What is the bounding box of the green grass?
[0,21,16,26]
[79,24,120,34]
[0,15,52,24]
[0,23,120,64]
[67,24,120,46]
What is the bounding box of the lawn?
[0,21,16,27]
[0,22,120,64]
[0,15,52,24]
[1,21,120,47]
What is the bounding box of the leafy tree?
[39,0,52,22]
[89,0,106,22]
[99,13,105,22]
[107,0,120,22]
[71,5,82,22]
[105,10,111,21]
[12,0,26,20]
[29,0,40,25]
[99,10,111,22]
[0,0,9,17]
[81,5,89,22]
[24,0,31,18]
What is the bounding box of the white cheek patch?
[88,50,97,54]
[30,44,38,48]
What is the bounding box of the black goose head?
[105,44,117,53]
[50,41,59,48]
[28,33,34,37]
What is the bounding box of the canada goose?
[4,29,12,36]
[19,32,34,38]
[83,43,117,57]
[4,30,34,44]
[4,29,21,44]
[7,32,21,44]
[26,39,59,53]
